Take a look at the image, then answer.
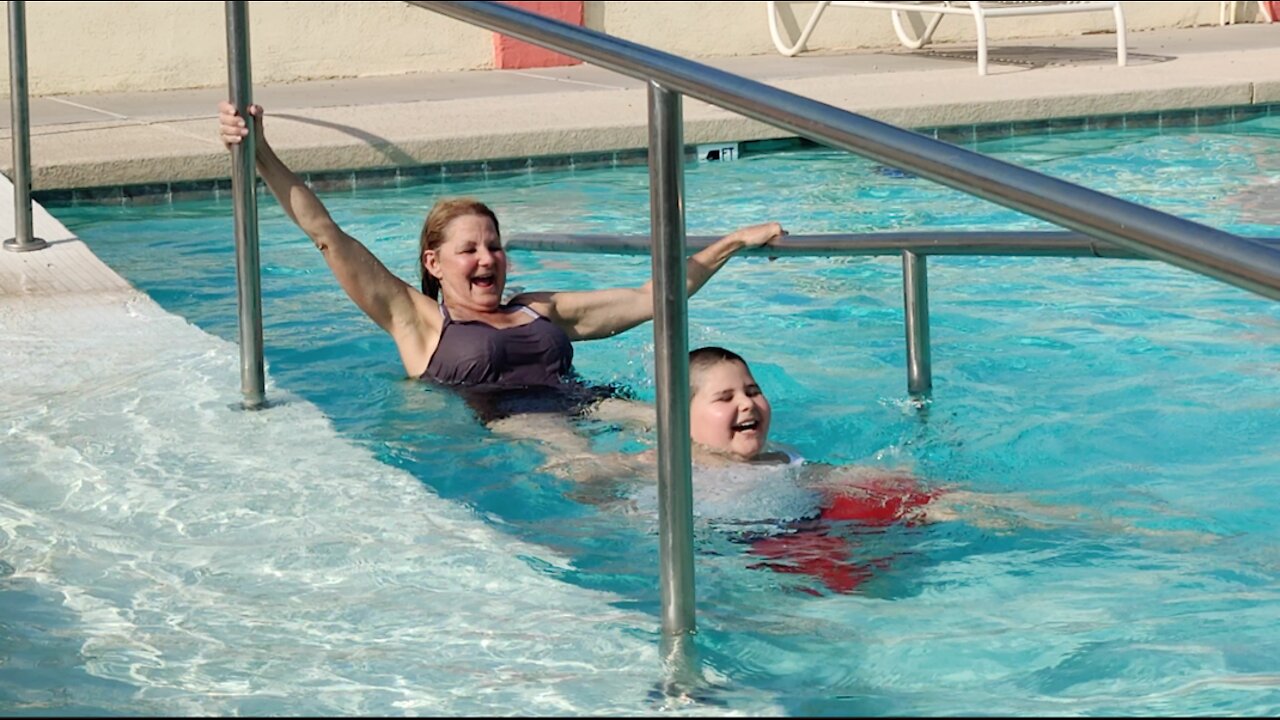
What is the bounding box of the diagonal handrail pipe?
[409,0,1280,302]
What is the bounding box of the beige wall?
[0,1,1256,96]
[8,1,491,95]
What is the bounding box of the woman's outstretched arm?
[512,222,785,340]
[219,102,437,372]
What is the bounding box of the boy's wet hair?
[688,346,750,396]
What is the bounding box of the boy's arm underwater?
[809,462,1222,545]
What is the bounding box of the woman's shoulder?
[393,292,445,377]
[506,292,556,318]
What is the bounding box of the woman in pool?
[217,102,785,421]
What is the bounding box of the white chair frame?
[766,1,1128,75]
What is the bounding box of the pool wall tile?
[1048,117,1089,134]
[972,123,1014,143]
[1091,114,1128,131]
[528,154,578,172]
[1228,105,1269,123]
[73,186,124,205]
[36,189,76,206]
[33,102,1280,207]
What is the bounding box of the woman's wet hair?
[688,346,749,397]
[418,198,500,300]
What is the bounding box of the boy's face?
[689,360,772,461]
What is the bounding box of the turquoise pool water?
[7,112,1280,715]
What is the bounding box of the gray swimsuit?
[421,303,621,421]
[422,303,574,389]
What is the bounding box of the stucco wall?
[0,1,1256,96]
[7,1,491,95]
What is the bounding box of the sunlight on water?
[5,111,1280,715]
[1,293,778,715]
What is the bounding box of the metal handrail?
[3,0,47,253]
[225,1,266,410]
[647,82,698,661]
[411,0,1280,302]
[506,232,1280,259]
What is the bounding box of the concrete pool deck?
[2,21,1279,299]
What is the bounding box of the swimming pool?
[5,109,1280,715]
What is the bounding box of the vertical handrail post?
[902,250,932,396]
[3,0,46,253]
[648,81,697,665]
[225,1,266,409]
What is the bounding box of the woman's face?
[689,360,772,462]
[424,213,506,310]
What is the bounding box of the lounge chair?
[766,1,1128,75]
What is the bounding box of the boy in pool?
[540,345,967,527]
[541,346,1217,593]
[682,345,949,527]
[540,345,958,594]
